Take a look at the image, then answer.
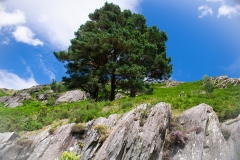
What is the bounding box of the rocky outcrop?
[0,103,239,160]
[162,80,182,87]
[0,92,31,108]
[56,90,87,104]
[212,76,240,88]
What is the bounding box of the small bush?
[49,127,57,134]
[203,75,214,93]
[71,123,86,135]
[93,124,108,135]
[24,120,43,131]
[50,79,66,93]
[59,151,80,160]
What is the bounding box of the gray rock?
[94,102,171,160]
[27,124,76,160]
[115,93,123,100]
[221,116,240,160]
[0,96,11,103]
[172,103,230,160]
[0,132,33,160]
[36,94,47,101]
[3,92,31,108]
[56,90,86,103]
[0,132,20,143]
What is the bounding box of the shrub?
[59,151,80,160]
[49,127,57,135]
[24,120,43,131]
[50,79,66,93]
[93,124,109,142]
[71,123,86,135]
[16,138,33,146]
[203,75,214,93]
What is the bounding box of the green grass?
[0,80,240,133]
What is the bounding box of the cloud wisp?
[198,5,213,18]
[38,54,56,81]
[2,37,10,45]
[0,69,38,90]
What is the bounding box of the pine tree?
[54,2,172,100]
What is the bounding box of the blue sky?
[0,0,240,90]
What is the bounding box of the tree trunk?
[90,85,99,100]
[130,88,136,97]
[109,73,116,101]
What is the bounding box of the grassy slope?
[0,80,240,133]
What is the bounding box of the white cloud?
[12,26,43,46]
[0,69,38,90]
[0,4,26,29]
[38,54,56,80]
[217,5,240,18]
[6,0,143,49]
[198,5,213,18]
[2,37,10,45]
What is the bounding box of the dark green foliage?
[54,2,172,101]
[23,120,43,131]
[203,75,214,93]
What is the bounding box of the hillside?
[0,103,240,160]
[0,76,240,133]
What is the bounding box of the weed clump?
[93,124,109,142]
[162,118,188,160]
[71,123,86,135]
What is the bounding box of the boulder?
[36,94,47,101]
[171,103,230,160]
[56,90,86,103]
[2,92,31,108]
[115,93,123,100]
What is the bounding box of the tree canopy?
[54,2,172,101]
